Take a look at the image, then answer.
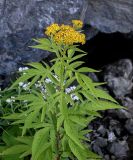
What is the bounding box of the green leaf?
[80,73,96,95]
[74,48,87,53]
[41,105,47,122]
[57,115,64,131]
[67,48,75,58]
[96,100,124,110]
[15,136,33,146]
[19,149,31,158]
[9,73,34,89]
[84,100,124,111]
[1,145,29,155]
[62,135,69,152]
[64,120,84,149]
[68,139,86,160]
[92,88,118,103]
[2,126,20,146]
[2,113,21,120]
[45,83,56,95]
[64,77,76,88]
[33,143,51,160]
[32,38,51,46]
[77,67,99,73]
[22,108,40,136]
[69,61,84,70]
[69,139,101,160]
[32,127,50,160]
[69,115,94,127]
[27,62,46,71]
[69,54,86,63]
[31,44,54,52]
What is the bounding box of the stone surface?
[86,0,133,33]
[0,0,87,76]
[104,59,133,98]
[125,119,133,134]
[108,141,129,158]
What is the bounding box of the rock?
[94,137,108,148]
[97,125,107,136]
[0,0,90,76]
[107,131,116,142]
[104,59,133,97]
[125,119,133,134]
[85,0,133,33]
[121,97,133,118]
[108,141,129,158]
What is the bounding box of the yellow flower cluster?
[45,23,60,36]
[72,20,83,30]
[45,20,85,45]
[54,29,85,45]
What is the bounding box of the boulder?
[86,0,133,33]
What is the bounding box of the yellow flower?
[72,20,83,30]
[60,24,74,31]
[53,28,85,45]
[45,21,86,45]
[45,23,60,36]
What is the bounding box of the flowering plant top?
[45,20,85,45]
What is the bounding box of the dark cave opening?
[81,32,133,70]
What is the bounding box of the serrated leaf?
[68,48,75,58]
[32,127,50,160]
[74,48,87,53]
[69,61,84,69]
[69,139,86,160]
[33,143,51,160]
[9,73,34,89]
[69,139,101,160]
[69,54,86,63]
[80,73,96,95]
[84,100,124,111]
[77,67,99,73]
[15,136,33,146]
[19,149,31,158]
[2,113,21,120]
[92,88,118,103]
[96,100,124,110]
[1,145,29,155]
[64,77,76,88]
[32,38,51,46]
[41,105,47,122]
[69,115,94,127]
[62,135,69,152]
[22,109,40,136]
[30,44,54,52]
[64,120,84,149]
[45,83,56,95]
[57,115,64,131]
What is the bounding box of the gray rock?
[95,137,108,148]
[125,119,133,134]
[97,125,107,136]
[86,0,133,33]
[0,0,88,76]
[108,131,116,142]
[108,141,129,158]
[104,59,133,97]
[121,97,133,118]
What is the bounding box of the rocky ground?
[89,59,133,160]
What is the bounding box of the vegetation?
[0,20,123,160]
